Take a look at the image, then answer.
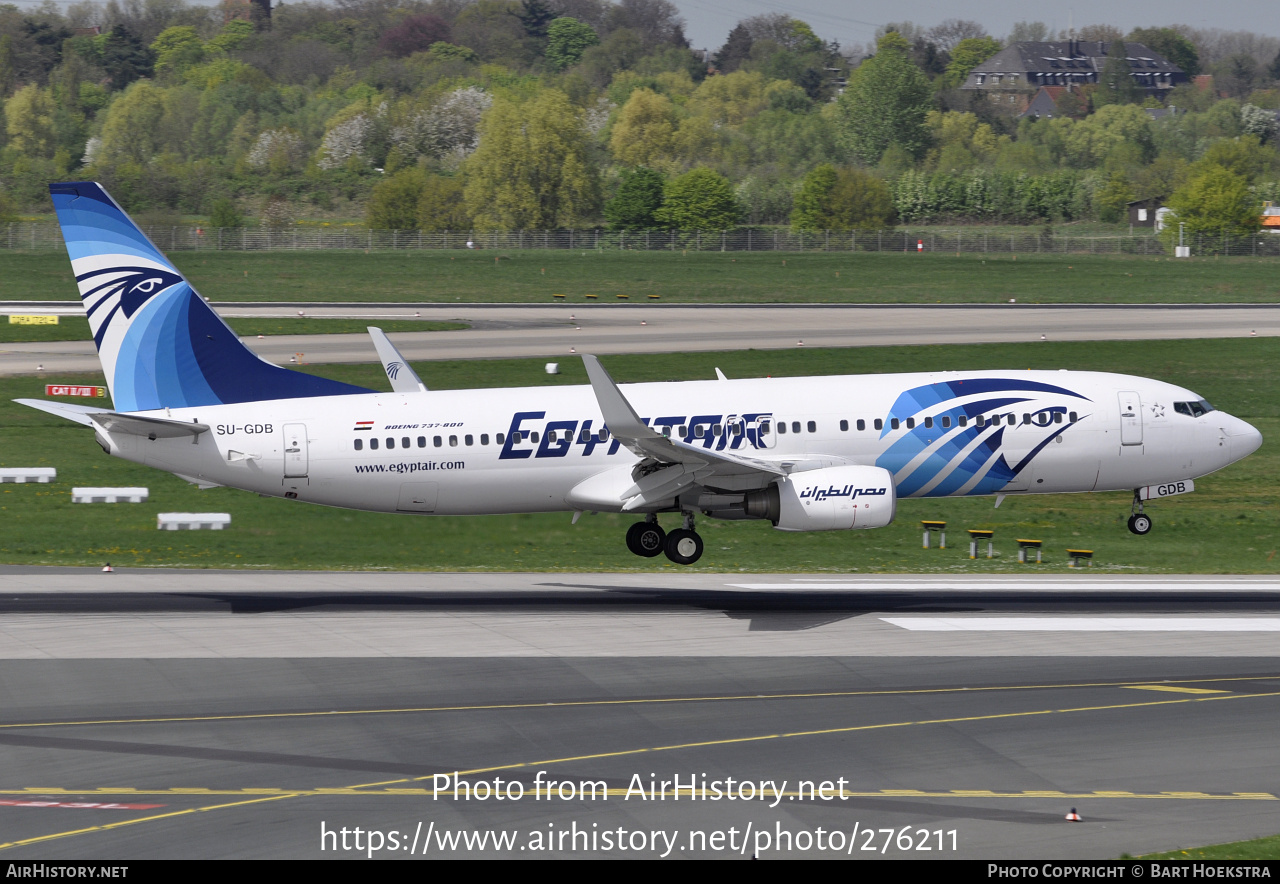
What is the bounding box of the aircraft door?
[283,423,309,477]
[1118,392,1143,445]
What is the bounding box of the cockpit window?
[1174,400,1216,418]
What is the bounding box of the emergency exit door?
[283,423,309,477]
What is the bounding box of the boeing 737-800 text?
[17,182,1263,565]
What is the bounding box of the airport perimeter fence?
[5,223,1280,257]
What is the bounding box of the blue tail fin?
[50,182,371,412]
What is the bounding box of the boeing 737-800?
[17,182,1263,565]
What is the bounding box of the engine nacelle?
[744,466,896,531]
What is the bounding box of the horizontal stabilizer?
[89,412,209,439]
[368,327,427,393]
[13,398,102,426]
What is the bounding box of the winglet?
[582,354,664,457]
[715,367,728,381]
[368,327,427,393]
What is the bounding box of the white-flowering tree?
[390,87,492,167]
[247,129,306,173]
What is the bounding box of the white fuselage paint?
[97,369,1259,519]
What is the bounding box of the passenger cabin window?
[890,418,900,430]
[958,416,967,427]
[370,438,379,450]
[599,428,608,441]
[531,432,540,443]
[481,434,490,445]
[386,437,395,449]
[807,421,816,433]
[1053,413,1063,424]
[924,417,933,429]
[1068,413,1077,423]
[354,438,363,451]
[856,419,865,431]
[465,435,473,446]
[777,422,787,435]
[839,420,848,431]
[434,436,442,447]
[874,419,883,431]
[417,436,426,448]
[679,426,688,438]
[759,420,771,435]
[496,433,506,444]
[449,435,458,446]
[941,416,951,429]
[791,421,801,434]
[401,437,410,448]
[905,418,915,429]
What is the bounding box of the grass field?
[1136,834,1280,859]
[0,250,1278,305]
[0,316,467,343]
[0,337,1274,572]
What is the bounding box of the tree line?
[0,1,1278,242]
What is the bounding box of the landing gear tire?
[626,521,666,557]
[664,528,704,565]
[1127,514,1152,535]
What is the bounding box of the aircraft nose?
[1223,415,1263,461]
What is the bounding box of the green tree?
[464,90,599,229]
[100,25,154,91]
[1094,40,1141,107]
[1127,27,1199,77]
[794,165,894,229]
[654,168,739,229]
[5,84,54,157]
[605,167,664,229]
[940,36,1001,89]
[835,33,932,164]
[790,163,837,230]
[417,176,471,231]
[96,80,165,165]
[206,20,255,55]
[151,26,204,79]
[368,168,428,229]
[545,18,598,70]
[1094,172,1135,222]
[1166,166,1259,241]
[209,198,243,228]
[826,168,895,229]
[609,88,678,169]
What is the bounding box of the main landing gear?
[1127,490,1152,535]
[625,513,704,565]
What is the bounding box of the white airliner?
[18,182,1263,565]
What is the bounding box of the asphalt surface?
[2,303,1278,375]
[3,571,1280,859]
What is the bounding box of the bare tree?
[925,18,987,52]
[1007,21,1050,44]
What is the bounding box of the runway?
[2,303,1277,375]
[3,570,1280,859]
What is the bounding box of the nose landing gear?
[1127,490,1152,535]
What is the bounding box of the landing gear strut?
[625,515,665,558]
[1127,490,1152,535]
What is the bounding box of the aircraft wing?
[583,355,786,508]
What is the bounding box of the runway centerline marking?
[1125,685,1231,695]
[4,674,1276,731]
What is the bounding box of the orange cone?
[1065,808,1082,822]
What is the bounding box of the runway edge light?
[1065,808,1082,822]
